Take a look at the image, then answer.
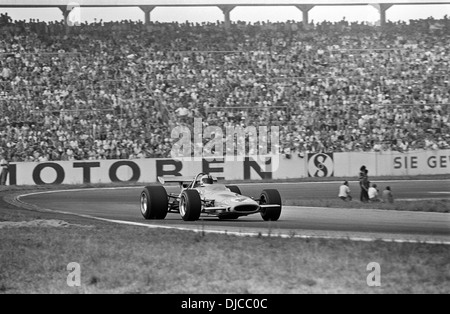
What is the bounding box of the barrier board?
[4,150,449,185]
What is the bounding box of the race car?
[140,173,282,222]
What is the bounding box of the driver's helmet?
[200,174,214,186]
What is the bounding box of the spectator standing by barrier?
[0,156,9,185]
[359,166,369,203]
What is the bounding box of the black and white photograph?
[0,0,449,299]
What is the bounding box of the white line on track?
[397,198,450,201]
[235,179,450,186]
[15,187,450,245]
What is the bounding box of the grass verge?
[285,199,450,213]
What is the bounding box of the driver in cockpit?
[199,174,214,187]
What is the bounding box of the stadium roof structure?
[0,1,450,6]
[0,0,449,26]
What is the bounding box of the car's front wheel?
[179,190,202,221]
[260,189,282,221]
[140,186,168,220]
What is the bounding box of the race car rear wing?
[158,176,218,186]
[158,177,194,185]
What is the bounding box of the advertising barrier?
[4,150,449,186]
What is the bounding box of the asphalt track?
[18,180,450,244]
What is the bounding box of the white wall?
[333,150,450,176]
[5,150,449,185]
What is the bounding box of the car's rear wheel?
[140,186,168,220]
[226,185,242,195]
[179,190,202,221]
[260,189,282,221]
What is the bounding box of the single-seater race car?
[140,173,282,222]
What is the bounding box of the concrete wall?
[5,150,449,185]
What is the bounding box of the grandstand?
[0,1,449,163]
[1,1,450,26]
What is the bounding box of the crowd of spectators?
[0,13,449,162]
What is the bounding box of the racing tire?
[180,190,202,221]
[226,185,242,195]
[140,186,168,220]
[260,189,282,221]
